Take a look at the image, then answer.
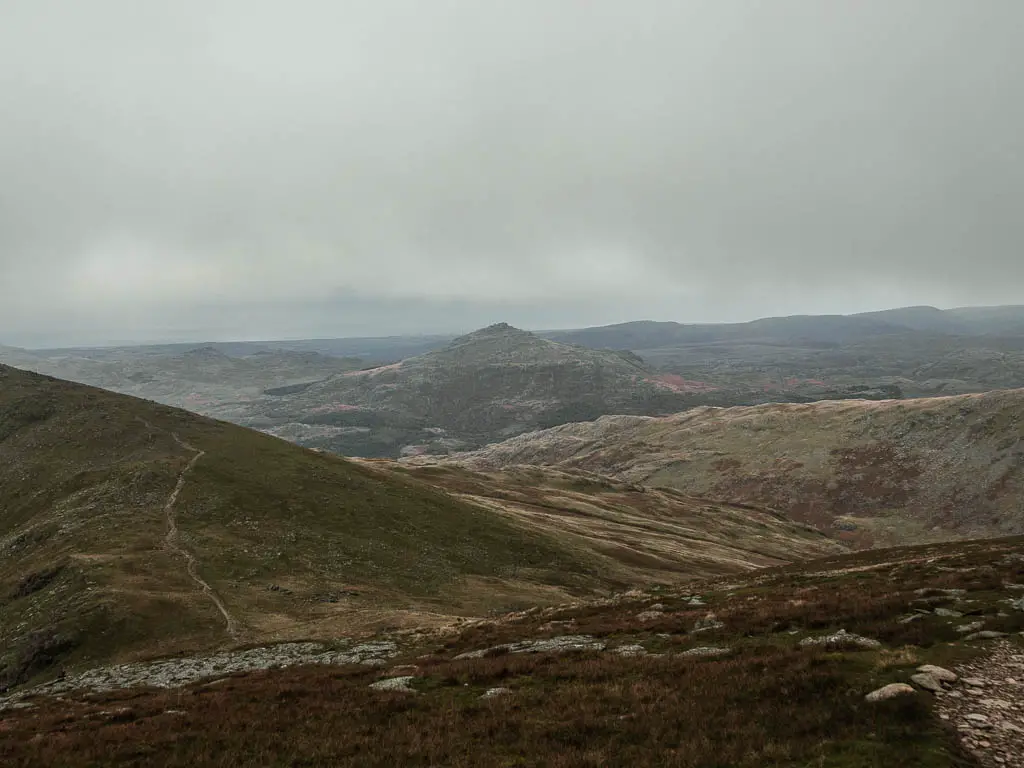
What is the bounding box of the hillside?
[0,365,835,689]
[364,461,840,582]
[432,389,1024,547]
[3,533,1022,766]
[253,323,742,457]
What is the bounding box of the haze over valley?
[3,2,1024,765]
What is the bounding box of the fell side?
[427,389,1024,547]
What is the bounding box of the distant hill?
[254,323,747,457]
[543,307,1024,398]
[0,364,836,687]
[433,389,1024,547]
[544,314,909,349]
[0,345,43,367]
[545,305,1024,349]
[0,344,363,419]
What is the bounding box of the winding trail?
[139,417,240,639]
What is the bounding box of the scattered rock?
[911,673,945,693]
[680,646,730,657]
[482,687,511,698]
[647,603,667,611]
[935,642,1024,767]
[957,621,986,634]
[368,676,417,693]
[693,613,725,633]
[865,683,916,702]
[917,665,957,684]
[453,635,606,660]
[799,629,882,651]
[899,614,925,624]
[965,631,1009,641]
[0,640,400,704]
[935,607,964,618]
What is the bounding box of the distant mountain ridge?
[545,305,1024,349]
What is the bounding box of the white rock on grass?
[6,641,400,699]
[681,646,730,657]
[865,683,916,702]
[482,687,511,698]
[368,676,417,693]
[799,629,881,650]
[454,635,606,660]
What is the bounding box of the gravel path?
[935,642,1024,767]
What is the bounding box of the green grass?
[0,366,604,684]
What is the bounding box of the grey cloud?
[2,1,1023,345]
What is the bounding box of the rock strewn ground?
[0,640,398,711]
[935,642,1024,767]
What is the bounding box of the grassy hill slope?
[0,365,834,688]
[437,390,1024,547]
[0,364,607,686]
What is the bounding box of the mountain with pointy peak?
[253,322,742,457]
[0,364,839,687]
[427,388,1024,548]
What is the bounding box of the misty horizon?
[6,301,1023,351]
[3,2,1023,347]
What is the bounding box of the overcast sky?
[2,1,1023,346]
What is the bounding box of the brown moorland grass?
[3,536,1021,767]
[0,647,972,768]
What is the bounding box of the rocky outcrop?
[0,641,399,710]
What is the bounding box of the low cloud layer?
[2,1,1023,345]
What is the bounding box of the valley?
[0,364,834,691]
[5,306,1024,462]
[3,307,1024,766]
